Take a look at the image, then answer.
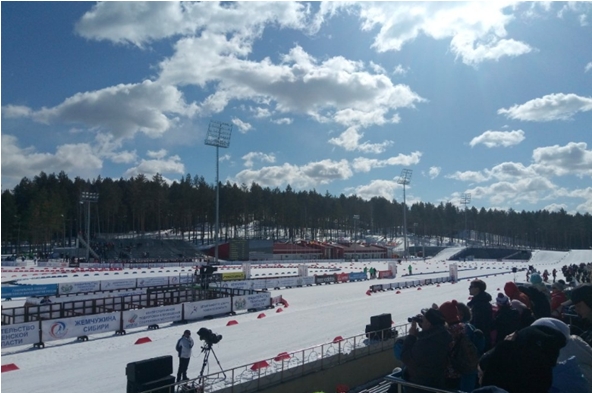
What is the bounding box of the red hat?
[439,300,460,324]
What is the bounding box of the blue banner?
[348,272,368,281]
[1,284,58,299]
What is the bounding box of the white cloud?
[498,93,592,121]
[446,170,489,183]
[543,203,568,212]
[585,62,592,73]
[147,149,168,159]
[232,117,253,134]
[328,127,394,154]
[428,166,441,179]
[532,142,592,177]
[158,40,425,127]
[351,151,422,173]
[6,80,198,141]
[1,134,102,189]
[75,2,311,47]
[233,159,352,189]
[470,130,525,148]
[348,179,401,201]
[123,153,185,179]
[392,65,409,75]
[271,118,293,125]
[242,152,276,168]
[1,105,33,118]
[356,2,533,65]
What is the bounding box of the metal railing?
[141,324,411,393]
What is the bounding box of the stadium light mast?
[205,120,233,264]
[80,192,98,262]
[398,169,412,259]
[461,193,471,247]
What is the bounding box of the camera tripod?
[197,343,226,388]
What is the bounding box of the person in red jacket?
[504,281,532,310]
[550,280,568,318]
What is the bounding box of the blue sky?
[2,2,592,214]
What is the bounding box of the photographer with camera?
[176,330,194,382]
[399,308,452,393]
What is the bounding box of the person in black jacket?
[491,293,520,345]
[468,279,493,351]
[401,308,452,393]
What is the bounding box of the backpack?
[450,332,480,374]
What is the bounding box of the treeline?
[2,171,591,251]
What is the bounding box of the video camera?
[197,327,222,345]
[407,315,423,324]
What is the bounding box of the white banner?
[1,322,39,348]
[41,313,120,342]
[449,263,459,282]
[100,278,137,290]
[121,305,182,329]
[58,281,101,295]
[184,298,231,320]
[233,292,270,312]
[137,276,170,288]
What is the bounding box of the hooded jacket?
[468,290,493,341]
[401,324,452,392]
[504,281,532,309]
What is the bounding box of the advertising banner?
[1,322,39,348]
[378,270,393,279]
[221,272,245,281]
[136,276,169,288]
[184,298,231,320]
[41,313,120,342]
[100,278,137,291]
[314,274,336,285]
[232,292,270,312]
[336,273,349,283]
[1,284,58,299]
[58,281,101,295]
[449,263,459,282]
[122,305,182,329]
[348,272,367,281]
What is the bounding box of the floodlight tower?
[461,193,471,247]
[80,192,99,262]
[398,169,412,258]
[205,120,233,264]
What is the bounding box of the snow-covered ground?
[2,249,591,393]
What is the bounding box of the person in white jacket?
[176,330,194,382]
[532,317,592,391]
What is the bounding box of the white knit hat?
[496,292,509,306]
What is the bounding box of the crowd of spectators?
[390,271,592,393]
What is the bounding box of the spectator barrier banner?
[41,312,120,342]
[59,281,101,295]
[1,321,39,348]
[314,274,337,285]
[221,272,246,281]
[137,276,169,288]
[100,278,137,290]
[232,292,271,312]
[336,273,350,283]
[378,270,393,279]
[1,284,58,299]
[184,298,232,320]
[348,272,367,281]
[122,305,183,329]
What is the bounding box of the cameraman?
[176,330,194,382]
[400,309,452,393]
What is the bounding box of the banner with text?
[122,305,182,329]
[1,322,39,348]
[137,276,170,288]
[184,298,232,320]
[59,281,101,295]
[100,278,138,291]
[41,313,120,342]
[232,292,270,312]
[2,284,58,299]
